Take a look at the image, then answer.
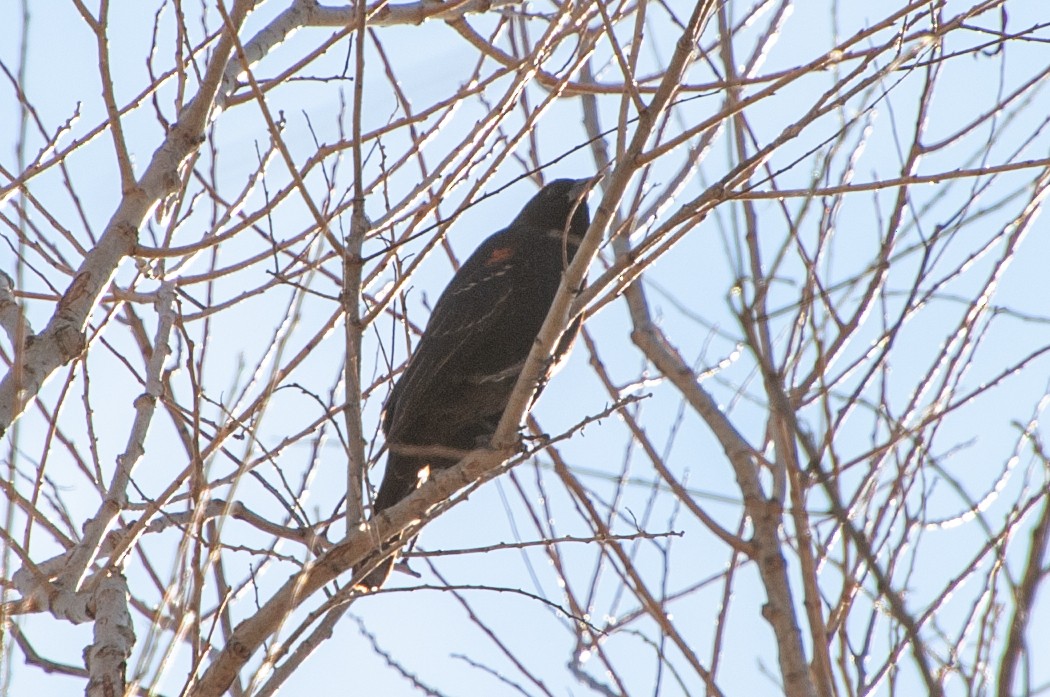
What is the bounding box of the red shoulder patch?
[484,246,515,266]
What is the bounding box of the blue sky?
[2,1,1049,695]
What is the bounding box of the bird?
[354,177,597,591]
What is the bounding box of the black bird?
[356,177,596,590]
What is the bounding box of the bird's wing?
[383,226,528,435]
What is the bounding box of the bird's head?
[514,176,601,238]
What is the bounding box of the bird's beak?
[568,173,603,202]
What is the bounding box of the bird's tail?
[372,452,423,513]
[355,551,396,593]
[353,453,422,591]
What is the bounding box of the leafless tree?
[2,0,1048,695]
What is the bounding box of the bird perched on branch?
[355,177,597,591]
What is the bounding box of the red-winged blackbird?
[355,177,596,590]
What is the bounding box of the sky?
[2,1,1049,695]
